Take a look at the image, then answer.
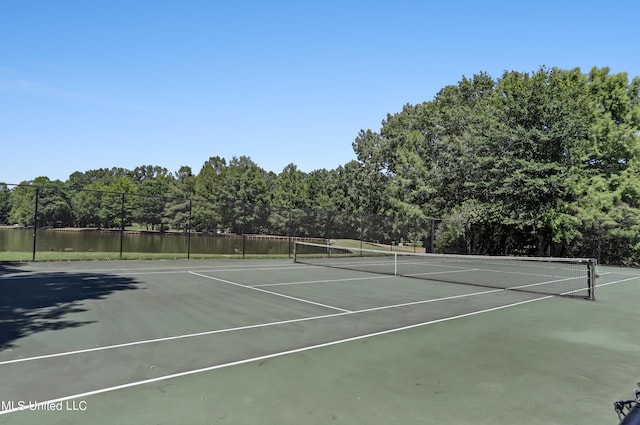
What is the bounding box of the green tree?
[352,129,392,215]
[567,68,640,260]
[270,163,308,208]
[8,183,37,226]
[0,183,11,224]
[193,156,228,232]
[269,164,309,236]
[222,156,269,233]
[71,184,105,227]
[163,166,196,232]
[68,167,131,188]
[131,165,171,183]
[99,176,137,228]
[129,166,173,230]
[38,182,74,227]
[352,67,600,254]
[584,67,640,176]
[133,179,168,230]
[8,178,73,227]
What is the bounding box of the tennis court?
[0,247,638,425]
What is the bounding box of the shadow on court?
[0,263,139,350]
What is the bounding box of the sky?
[1,0,639,184]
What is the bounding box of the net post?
[587,259,597,301]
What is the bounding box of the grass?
[333,239,425,252]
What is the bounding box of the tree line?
[1,66,639,262]
[0,158,375,236]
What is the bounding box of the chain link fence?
[0,184,638,265]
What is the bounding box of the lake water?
[0,228,296,256]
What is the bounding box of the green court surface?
[0,259,638,425]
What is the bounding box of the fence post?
[326,210,332,244]
[359,211,364,251]
[596,219,602,264]
[430,218,435,253]
[187,199,192,259]
[32,187,40,261]
[288,207,293,258]
[242,203,247,259]
[119,193,125,259]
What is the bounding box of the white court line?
[124,265,305,276]
[405,268,479,277]
[187,271,352,313]
[0,287,501,366]
[253,275,390,287]
[596,275,640,288]
[0,264,308,280]
[0,294,551,415]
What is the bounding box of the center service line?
[187,271,352,313]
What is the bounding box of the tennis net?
[293,242,596,300]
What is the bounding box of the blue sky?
[1,0,639,184]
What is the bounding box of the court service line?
[253,275,390,287]
[123,265,304,276]
[596,275,640,288]
[0,287,501,366]
[187,271,352,313]
[0,263,311,280]
[0,294,552,416]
